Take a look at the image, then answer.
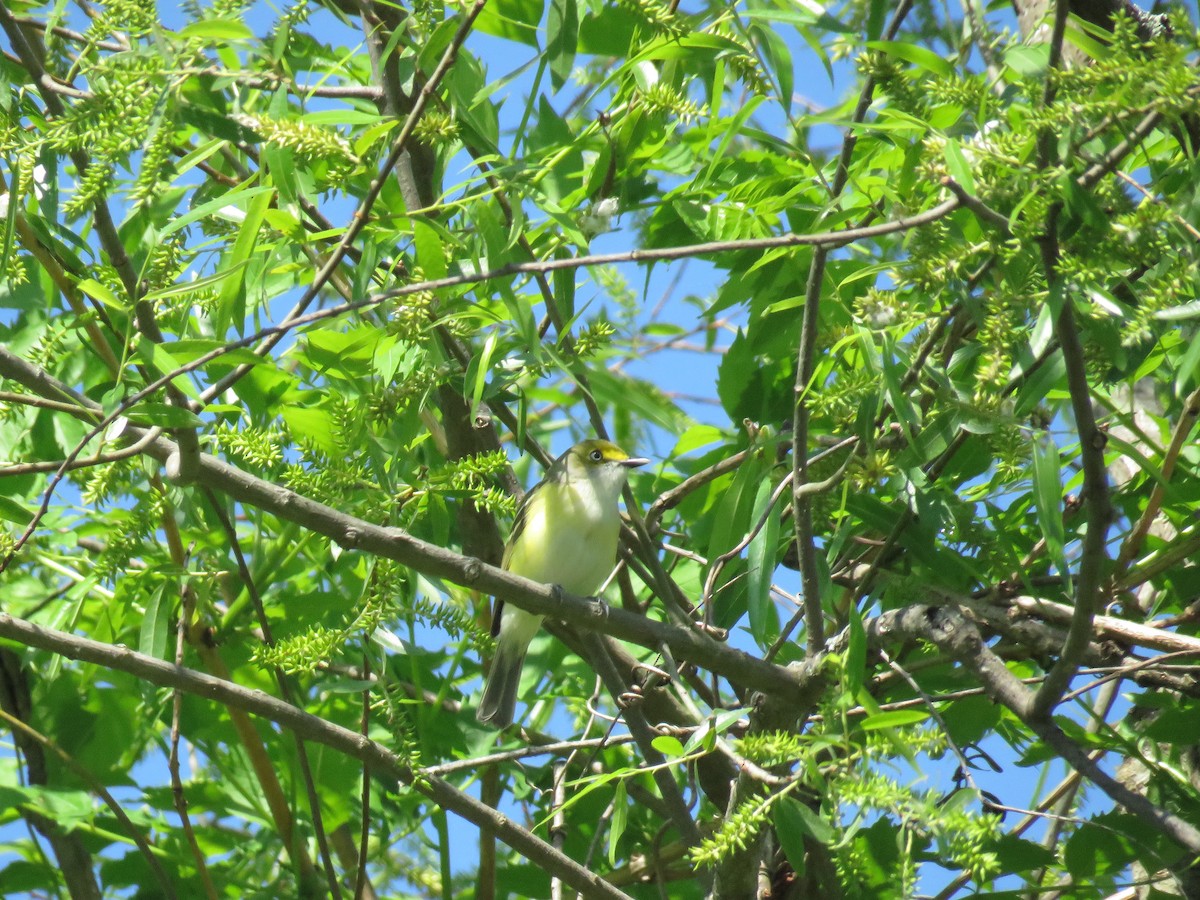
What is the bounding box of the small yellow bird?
[477,439,649,728]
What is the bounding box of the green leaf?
[124,401,205,428]
[577,4,637,55]
[413,219,448,281]
[373,335,417,385]
[135,337,201,400]
[178,19,254,41]
[0,496,34,526]
[214,187,274,334]
[1064,16,1113,61]
[866,0,886,40]
[629,33,748,64]
[746,476,782,648]
[1140,701,1200,744]
[844,605,866,695]
[670,425,726,457]
[141,267,255,303]
[157,339,263,368]
[994,833,1057,875]
[1031,434,1068,582]
[651,735,685,757]
[1064,820,1135,880]
[702,97,766,189]
[752,22,794,116]
[866,41,954,78]
[855,688,921,768]
[475,0,541,46]
[1004,44,1050,78]
[1176,329,1200,396]
[773,798,811,876]
[139,580,172,662]
[942,138,976,194]
[1060,175,1108,236]
[585,368,688,435]
[77,278,124,310]
[159,185,275,239]
[859,709,930,730]
[553,253,575,321]
[608,780,627,866]
[879,334,922,454]
[467,330,499,418]
[547,0,578,92]
[1154,299,1200,321]
[779,797,836,845]
[282,405,339,455]
[717,329,793,423]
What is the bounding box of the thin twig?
[420,734,638,776]
[0,428,160,477]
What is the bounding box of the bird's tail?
[477,635,529,728]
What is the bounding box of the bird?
[477,439,649,728]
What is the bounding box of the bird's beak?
[620,457,651,468]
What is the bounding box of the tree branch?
[0,346,807,703]
[871,602,1200,855]
[1030,0,1113,719]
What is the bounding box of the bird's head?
[557,439,650,497]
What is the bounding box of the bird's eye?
[589,449,604,462]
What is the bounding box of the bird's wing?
[492,474,546,636]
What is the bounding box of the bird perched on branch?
[477,439,649,728]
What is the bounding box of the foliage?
[2,0,1200,897]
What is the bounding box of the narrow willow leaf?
[159,184,275,238]
[215,187,274,334]
[77,278,123,310]
[1032,435,1069,582]
[860,709,931,730]
[0,496,34,525]
[772,798,810,876]
[942,138,976,193]
[135,337,201,400]
[866,40,954,77]
[179,20,253,41]
[469,330,499,419]
[139,581,172,661]
[1175,332,1200,397]
[844,603,866,695]
[413,219,448,281]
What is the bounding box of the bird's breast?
[506,481,621,597]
